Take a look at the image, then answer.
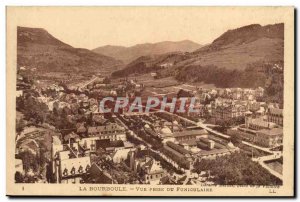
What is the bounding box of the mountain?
[111,52,190,77]
[184,23,284,70]
[17,27,123,74]
[112,23,284,93]
[93,40,202,64]
[113,23,283,75]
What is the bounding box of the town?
[15,63,283,186]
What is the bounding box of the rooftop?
[269,108,283,115]
[173,129,207,138]
[198,148,231,156]
[257,128,283,136]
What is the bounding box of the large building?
[211,103,247,123]
[228,113,283,148]
[245,116,276,131]
[267,108,283,126]
[160,129,207,143]
[173,130,208,142]
[256,128,283,148]
[51,136,91,184]
[87,123,127,141]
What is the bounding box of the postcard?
[6,6,294,197]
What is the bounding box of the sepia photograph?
[6,6,295,197]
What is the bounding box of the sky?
[8,7,288,49]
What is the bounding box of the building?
[256,128,283,148]
[195,137,239,160]
[267,108,283,126]
[160,62,173,68]
[245,116,276,131]
[51,136,91,184]
[172,129,207,142]
[112,148,134,163]
[255,87,264,98]
[140,157,165,184]
[87,123,127,141]
[197,138,215,150]
[84,163,113,184]
[211,103,247,123]
[58,155,91,184]
[130,155,165,184]
[197,146,238,160]
[228,115,283,148]
[78,137,98,153]
[162,141,193,169]
[150,72,158,79]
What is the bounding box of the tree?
[16,119,26,134]
[193,152,282,185]
[230,133,242,144]
[96,148,105,157]
[18,150,38,173]
[15,171,24,183]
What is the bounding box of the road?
[242,141,279,154]
[253,157,283,180]
[79,76,99,89]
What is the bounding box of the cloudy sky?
[9,7,287,49]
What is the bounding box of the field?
[119,74,217,96]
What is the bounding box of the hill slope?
[17,27,123,74]
[93,40,202,64]
[113,23,283,77]
[182,23,284,70]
